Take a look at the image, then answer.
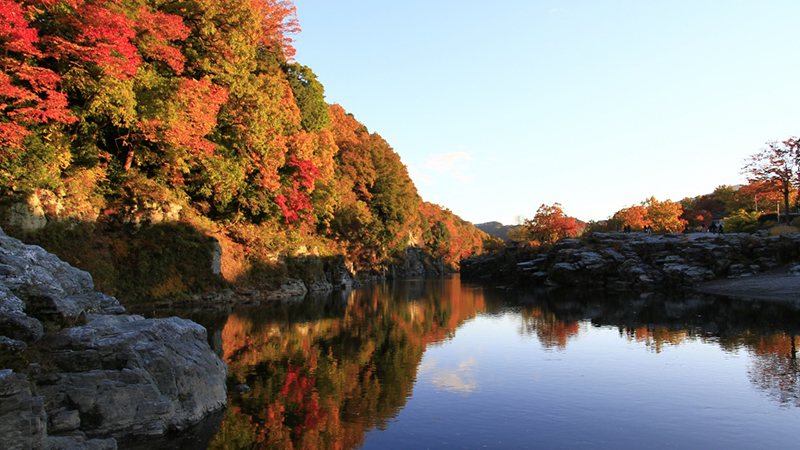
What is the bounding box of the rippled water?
[158,276,800,449]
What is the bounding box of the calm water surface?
[170,276,800,449]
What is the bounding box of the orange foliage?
[0,0,491,291]
[255,0,300,59]
[418,201,487,266]
[134,7,190,74]
[522,203,583,244]
[612,197,686,233]
[519,308,582,349]
[614,205,649,231]
[625,326,688,353]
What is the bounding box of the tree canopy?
[742,139,799,223]
[0,0,490,291]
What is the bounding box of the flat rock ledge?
[0,228,227,449]
[463,231,800,296]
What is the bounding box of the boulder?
[0,228,228,449]
[0,228,124,321]
[38,315,228,440]
[6,193,47,231]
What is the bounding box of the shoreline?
[695,265,800,303]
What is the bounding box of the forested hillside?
[475,222,517,242]
[0,0,492,301]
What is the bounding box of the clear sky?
[291,0,800,225]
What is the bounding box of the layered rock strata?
[463,232,800,292]
[0,228,227,449]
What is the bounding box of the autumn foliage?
[608,197,686,233]
[0,0,490,289]
[510,203,584,244]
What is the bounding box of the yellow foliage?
[150,270,187,298]
[768,225,799,236]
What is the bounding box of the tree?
[643,197,685,233]
[610,204,648,231]
[725,210,761,233]
[139,77,229,181]
[735,180,794,214]
[611,197,685,233]
[743,139,798,223]
[521,203,582,244]
[283,63,330,132]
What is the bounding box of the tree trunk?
[123,148,134,171]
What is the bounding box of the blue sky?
[291,0,800,225]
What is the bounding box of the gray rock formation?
[463,232,800,292]
[0,228,228,449]
[0,230,124,323]
[264,278,308,300]
[0,369,48,449]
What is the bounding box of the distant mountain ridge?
[475,222,518,242]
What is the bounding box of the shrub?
[768,225,800,236]
[725,210,761,233]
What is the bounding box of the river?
[147,275,800,449]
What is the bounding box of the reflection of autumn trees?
[518,305,800,408]
[518,310,688,352]
[209,278,487,449]
[518,308,582,349]
[623,326,689,353]
[745,333,800,408]
[507,288,800,409]
[207,280,800,450]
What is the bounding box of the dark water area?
[136,276,800,449]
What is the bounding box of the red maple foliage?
[0,0,75,149]
[134,7,189,74]
[42,0,141,78]
[276,157,321,223]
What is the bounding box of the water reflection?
[166,278,800,449]
[207,278,488,449]
[419,357,479,395]
[518,307,583,349]
[746,334,800,408]
[507,288,800,412]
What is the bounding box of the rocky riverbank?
[462,231,800,298]
[174,246,451,309]
[1,190,460,308]
[0,228,228,449]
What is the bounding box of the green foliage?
[725,210,761,233]
[283,63,331,132]
[0,0,490,302]
[367,135,418,254]
[429,222,452,255]
[0,131,71,193]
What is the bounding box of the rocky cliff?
[0,228,228,449]
[462,231,800,292]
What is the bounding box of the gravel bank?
[696,265,800,303]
